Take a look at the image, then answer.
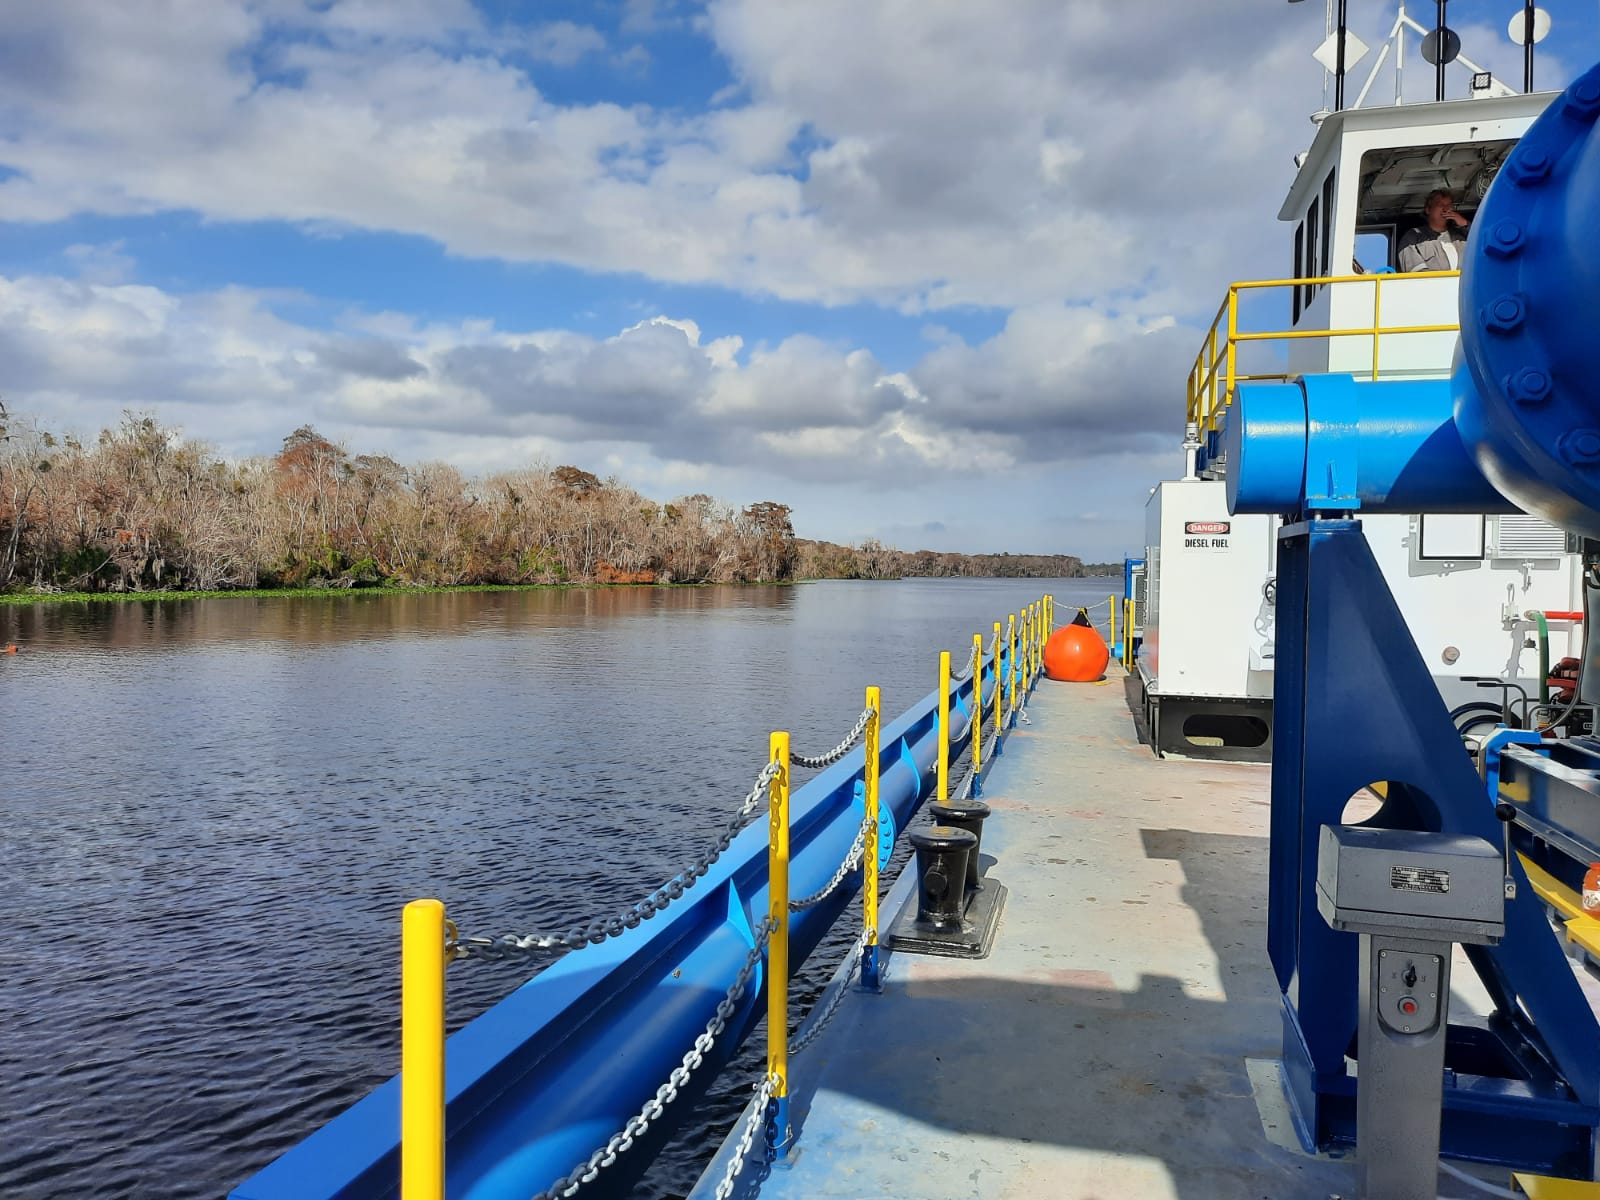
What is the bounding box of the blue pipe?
[1225,375,1515,515]
[230,649,1012,1200]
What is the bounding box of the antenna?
[1508,3,1552,92]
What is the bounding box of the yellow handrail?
[766,731,791,1146]
[971,633,984,781]
[937,651,951,802]
[992,621,1003,740]
[401,899,449,1200]
[1186,269,1462,433]
[862,687,880,969]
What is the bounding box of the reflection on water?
[0,577,1113,1200]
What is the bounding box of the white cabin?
[1280,92,1553,379]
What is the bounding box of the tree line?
[0,408,1109,595]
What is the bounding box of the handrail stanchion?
[1108,593,1117,653]
[937,651,951,802]
[401,899,448,1200]
[1007,615,1017,718]
[767,732,792,1155]
[971,633,984,793]
[1019,609,1028,698]
[992,621,1003,743]
[861,687,882,991]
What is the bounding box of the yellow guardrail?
[396,594,1053,1199]
[1186,270,1462,434]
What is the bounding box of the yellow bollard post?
[767,732,791,1151]
[937,651,951,802]
[1007,615,1017,714]
[1108,594,1117,651]
[861,687,882,990]
[1036,601,1045,673]
[1022,606,1032,695]
[402,899,448,1200]
[971,633,984,784]
[992,621,1003,740]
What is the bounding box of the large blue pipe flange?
[1455,59,1600,536]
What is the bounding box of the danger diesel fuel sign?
[1184,520,1230,549]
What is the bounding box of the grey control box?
[1315,825,1505,944]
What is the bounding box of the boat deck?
[698,663,1356,1199]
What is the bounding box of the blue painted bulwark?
[231,646,1023,1200]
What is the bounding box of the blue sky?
[1,0,1596,560]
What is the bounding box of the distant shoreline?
[0,575,1117,608]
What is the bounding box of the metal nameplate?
[1391,864,1451,894]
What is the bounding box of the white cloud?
[0,0,1331,314]
[0,271,1188,491]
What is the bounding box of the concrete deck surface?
[739,666,1356,1200]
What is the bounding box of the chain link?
[712,1073,778,1200]
[789,929,871,1058]
[788,706,873,770]
[454,762,782,962]
[954,639,980,683]
[532,919,775,1200]
[788,813,871,911]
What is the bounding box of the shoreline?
[0,576,1118,608]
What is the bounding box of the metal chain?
[712,1073,778,1200]
[788,813,871,911]
[533,919,775,1200]
[789,928,871,1058]
[453,762,782,961]
[789,706,873,770]
[954,639,980,683]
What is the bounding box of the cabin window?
[1302,197,1319,311]
[1319,169,1335,276]
[1292,223,1305,322]
[1355,229,1392,273]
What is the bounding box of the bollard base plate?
[887,881,1007,958]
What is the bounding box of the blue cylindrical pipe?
[1455,59,1600,536]
[1226,376,1514,516]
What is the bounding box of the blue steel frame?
[1270,516,1600,1176]
[231,642,1020,1200]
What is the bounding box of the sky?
[1,1,1597,561]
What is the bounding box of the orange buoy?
[1043,612,1110,682]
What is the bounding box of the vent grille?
[1491,514,1568,559]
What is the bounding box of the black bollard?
[909,825,977,930]
[928,799,992,894]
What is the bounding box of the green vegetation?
[0,404,1097,602]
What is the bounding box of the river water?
[0,577,1114,1200]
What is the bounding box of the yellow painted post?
[971,633,984,782]
[1224,287,1239,418]
[861,687,881,989]
[1007,615,1017,715]
[1371,274,1383,381]
[402,899,448,1200]
[937,651,951,802]
[992,621,1003,739]
[767,732,791,1150]
[1021,607,1031,695]
[1108,594,1117,649]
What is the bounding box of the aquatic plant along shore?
[0,409,1110,596]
